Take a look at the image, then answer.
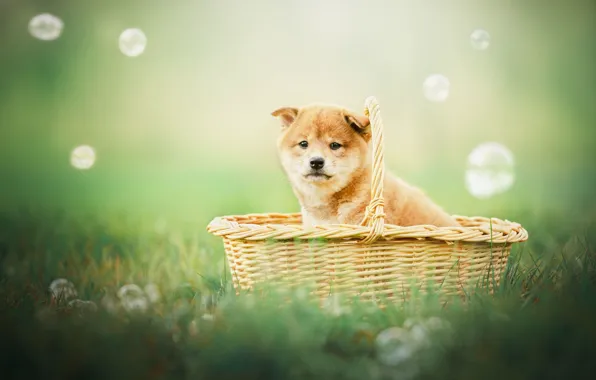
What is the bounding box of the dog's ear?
[345,112,371,140]
[271,107,299,128]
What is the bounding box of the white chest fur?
[301,206,339,228]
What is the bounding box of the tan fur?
[272,103,460,228]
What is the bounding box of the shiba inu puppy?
[272,103,460,229]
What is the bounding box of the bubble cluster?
[375,327,416,366]
[144,283,161,303]
[70,145,96,170]
[49,278,77,301]
[29,13,64,41]
[376,317,452,367]
[118,284,149,313]
[465,142,515,199]
[470,29,491,50]
[425,316,451,331]
[101,293,120,314]
[323,293,350,316]
[67,299,98,317]
[423,74,450,102]
[119,28,147,57]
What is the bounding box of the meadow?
[1,202,596,380]
[2,1,596,379]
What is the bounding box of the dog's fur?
[272,103,460,228]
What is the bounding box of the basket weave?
[207,96,528,301]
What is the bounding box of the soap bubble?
[423,74,450,102]
[425,316,451,331]
[29,13,63,41]
[375,327,416,366]
[49,278,77,301]
[294,287,310,301]
[117,284,144,299]
[70,145,96,170]
[408,324,432,349]
[470,29,490,50]
[67,299,98,317]
[403,318,421,330]
[119,28,147,57]
[144,283,161,303]
[465,142,515,199]
[121,295,148,313]
[118,284,149,313]
[101,293,120,314]
[323,293,350,316]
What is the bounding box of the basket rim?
[206,212,529,244]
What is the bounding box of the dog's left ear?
[345,112,371,140]
[271,107,299,128]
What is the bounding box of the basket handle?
[359,96,386,243]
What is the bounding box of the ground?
[1,207,595,380]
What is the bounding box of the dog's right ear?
[271,107,299,128]
[344,112,371,141]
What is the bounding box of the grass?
[1,207,596,380]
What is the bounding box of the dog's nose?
[309,157,325,170]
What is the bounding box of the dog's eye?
[329,142,342,150]
[298,141,308,149]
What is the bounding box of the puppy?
[272,103,460,228]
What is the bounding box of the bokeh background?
[1,0,595,235]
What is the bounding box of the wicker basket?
[207,96,528,301]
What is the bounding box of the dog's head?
[272,104,371,195]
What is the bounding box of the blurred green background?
[1,0,595,233]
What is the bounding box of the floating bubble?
[29,13,63,41]
[121,295,148,313]
[144,283,161,303]
[49,278,77,301]
[323,293,350,316]
[470,29,490,50]
[294,287,310,301]
[408,324,432,349]
[404,316,451,334]
[119,28,147,57]
[465,142,515,199]
[67,299,98,317]
[118,284,149,313]
[101,293,120,314]
[70,145,96,170]
[375,327,416,366]
[424,316,451,331]
[403,318,422,330]
[423,74,450,102]
[117,284,144,298]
